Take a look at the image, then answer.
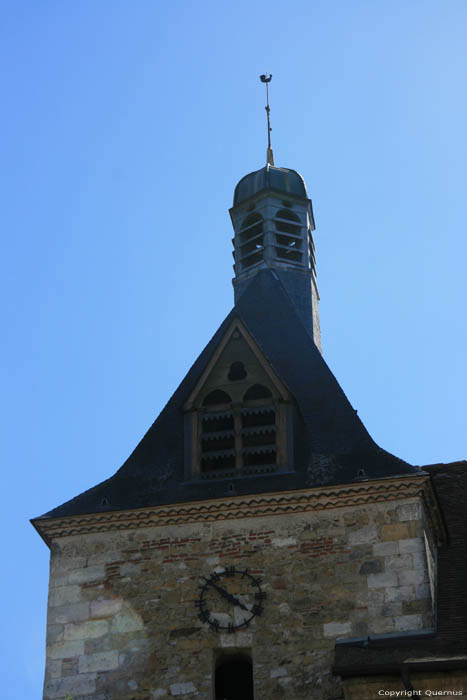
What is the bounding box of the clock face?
[196,567,266,632]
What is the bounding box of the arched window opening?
[275,208,300,227]
[202,390,232,406]
[215,655,254,700]
[239,213,263,242]
[193,346,292,476]
[274,208,303,264]
[244,384,272,401]
[238,213,264,270]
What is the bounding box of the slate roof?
[37,268,415,520]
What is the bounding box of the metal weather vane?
[260,73,274,165]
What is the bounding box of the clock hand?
[205,579,250,612]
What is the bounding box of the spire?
[260,73,274,165]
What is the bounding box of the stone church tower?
[33,154,467,698]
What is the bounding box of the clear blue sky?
[1,1,466,696]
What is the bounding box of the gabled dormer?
[183,320,294,481]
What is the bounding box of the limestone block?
[44,672,97,698]
[348,525,377,545]
[394,613,423,631]
[49,602,90,624]
[416,582,431,598]
[270,667,289,678]
[402,599,430,615]
[398,537,425,553]
[220,631,253,647]
[47,639,85,659]
[51,556,87,574]
[381,601,402,616]
[367,571,398,588]
[384,553,413,570]
[358,559,382,575]
[380,523,409,541]
[49,585,81,607]
[87,550,120,566]
[45,658,61,679]
[398,569,427,586]
[64,619,108,640]
[396,502,421,521]
[79,650,119,673]
[372,541,398,556]
[90,598,123,618]
[46,624,64,644]
[110,610,144,633]
[272,536,297,547]
[67,564,106,584]
[169,681,197,696]
[412,551,428,570]
[368,616,395,633]
[355,589,384,606]
[120,562,141,576]
[323,621,352,638]
[385,585,414,602]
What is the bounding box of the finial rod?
[259,73,274,166]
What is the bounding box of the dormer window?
[183,322,294,481]
[198,385,277,477]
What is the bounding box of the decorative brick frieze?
[33,474,446,547]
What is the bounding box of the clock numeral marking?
[225,566,236,576]
[198,610,209,623]
[227,622,235,634]
[255,591,267,600]
[252,605,263,616]
[209,619,220,632]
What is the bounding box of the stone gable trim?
[182,318,291,411]
[32,474,445,546]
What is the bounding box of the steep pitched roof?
[37,269,414,520]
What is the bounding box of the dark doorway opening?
[215,654,254,700]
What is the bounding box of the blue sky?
[1,1,466,696]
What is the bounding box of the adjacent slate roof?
[37,268,415,520]
[333,460,467,674]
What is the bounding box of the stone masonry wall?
[43,496,433,700]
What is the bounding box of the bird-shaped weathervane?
[260,73,274,165]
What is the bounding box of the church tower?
[33,80,467,699]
